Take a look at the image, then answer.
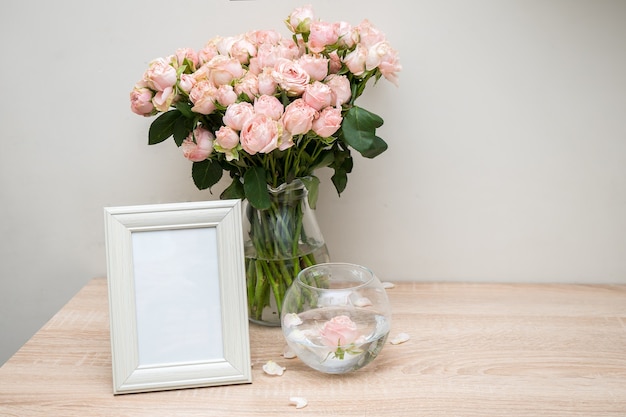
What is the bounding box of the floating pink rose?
[319,315,359,347]
[240,114,279,155]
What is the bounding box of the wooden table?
[1,278,625,416]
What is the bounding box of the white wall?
[1,0,625,364]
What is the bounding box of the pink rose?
[336,21,357,48]
[257,67,278,95]
[272,58,310,96]
[215,36,236,56]
[198,38,220,65]
[308,21,339,54]
[207,55,244,86]
[312,106,342,138]
[173,48,199,70]
[240,114,279,155]
[178,74,196,94]
[248,44,277,74]
[144,57,177,91]
[130,87,154,116]
[189,80,217,115]
[152,87,175,112]
[303,81,332,111]
[216,84,238,107]
[327,51,342,74]
[278,128,294,151]
[365,41,392,71]
[230,34,257,65]
[215,126,240,149]
[375,44,402,87]
[223,102,254,130]
[250,29,282,45]
[355,19,386,48]
[297,54,329,81]
[234,71,259,100]
[181,127,214,162]
[254,95,284,121]
[285,5,315,33]
[282,99,316,135]
[319,315,359,347]
[278,38,301,60]
[343,44,367,76]
[324,74,352,106]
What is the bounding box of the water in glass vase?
[284,307,390,374]
[245,244,330,326]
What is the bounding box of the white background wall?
[1,0,625,365]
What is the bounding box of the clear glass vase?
[281,263,392,374]
[243,178,330,326]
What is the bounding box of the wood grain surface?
[1,278,625,416]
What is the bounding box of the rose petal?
[262,360,286,376]
[289,396,308,409]
[283,312,303,328]
[354,297,373,307]
[389,332,410,345]
[283,345,297,359]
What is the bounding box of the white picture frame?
[103,199,251,394]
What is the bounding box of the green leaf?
[341,106,388,158]
[220,177,245,200]
[300,175,320,209]
[148,110,181,145]
[173,117,193,146]
[243,167,270,210]
[329,146,352,196]
[331,169,348,195]
[310,149,335,171]
[192,159,223,190]
[174,101,194,118]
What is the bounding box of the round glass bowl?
[281,263,392,374]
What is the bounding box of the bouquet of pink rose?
[130,5,400,323]
[130,5,400,209]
